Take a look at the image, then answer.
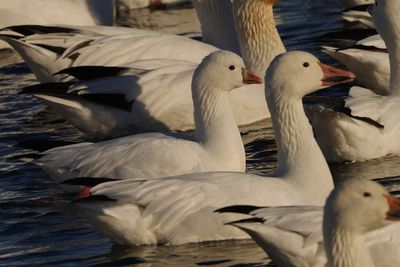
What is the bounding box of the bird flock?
[2,0,400,266]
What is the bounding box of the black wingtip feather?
[19,82,133,112]
[55,66,129,80]
[215,205,262,214]
[345,44,387,53]
[19,82,74,95]
[35,43,66,55]
[226,217,266,225]
[2,25,78,36]
[62,177,119,187]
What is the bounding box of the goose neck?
[193,86,245,171]
[193,0,241,54]
[324,223,375,267]
[232,0,285,76]
[267,90,333,201]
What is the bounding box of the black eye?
[303,62,310,68]
[229,65,235,71]
[363,192,372,197]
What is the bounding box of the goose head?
[324,178,400,234]
[192,50,262,94]
[369,0,400,45]
[265,51,355,100]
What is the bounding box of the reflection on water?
[103,240,270,267]
[0,0,399,266]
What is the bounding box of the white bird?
[309,0,400,163]
[223,178,400,267]
[64,51,354,246]
[0,0,239,82]
[16,0,286,139]
[0,0,114,50]
[0,25,218,83]
[30,51,261,186]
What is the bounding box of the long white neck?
[192,83,246,172]
[232,0,286,76]
[324,221,375,267]
[267,89,333,204]
[193,0,241,55]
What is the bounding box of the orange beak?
[242,68,263,84]
[384,194,400,221]
[319,62,355,87]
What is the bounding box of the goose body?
[17,0,285,138]
[224,179,400,267]
[0,25,218,83]
[310,0,400,162]
[0,0,239,82]
[64,51,354,246]
[33,51,260,186]
[21,56,269,139]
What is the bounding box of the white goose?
[18,0,285,139]
[223,178,400,267]
[64,51,354,246]
[0,0,238,83]
[309,0,400,162]
[31,51,261,186]
[0,25,217,83]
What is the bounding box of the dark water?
[1,1,400,266]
